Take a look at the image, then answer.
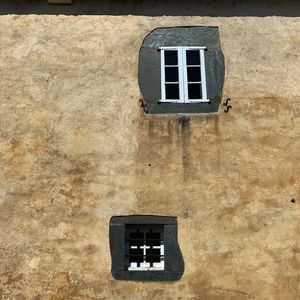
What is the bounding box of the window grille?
[125,225,164,271]
[160,46,208,103]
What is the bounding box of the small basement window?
[109,215,184,281]
[160,47,208,103]
[126,225,164,271]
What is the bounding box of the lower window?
[126,225,164,271]
[109,215,184,281]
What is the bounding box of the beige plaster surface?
[0,15,299,299]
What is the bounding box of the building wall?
[1,0,300,16]
[0,15,299,299]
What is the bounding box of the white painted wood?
[200,49,208,102]
[160,49,166,101]
[182,47,189,103]
[160,46,209,103]
[178,48,185,103]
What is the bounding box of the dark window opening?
[187,50,200,65]
[165,67,179,82]
[165,84,180,99]
[187,66,201,82]
[188,83,202,99]
[126,225,164,270]
[164,50,178,65]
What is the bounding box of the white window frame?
[160,46,208,103]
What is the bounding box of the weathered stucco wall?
[0,15,299,299]
[1,0,300,16]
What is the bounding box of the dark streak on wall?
[179,117,191,182]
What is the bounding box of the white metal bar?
[200,49,208,101]
[128,240,164,271]
[128,265,164,271]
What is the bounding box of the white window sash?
[200,49,208,102]
[160,48,166,102]
[160,46,209,103]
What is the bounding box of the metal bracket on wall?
[48,0,72,4]
[223,98,232,113]
[139,99,148,113]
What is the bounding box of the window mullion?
[181,48,188,103]
[178,48,185,103]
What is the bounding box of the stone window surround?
[109,215,184,281]
[138,26,225,114]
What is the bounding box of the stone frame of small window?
[109,215,184,281]
[138,26,225,114]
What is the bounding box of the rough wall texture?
[0,15,299,299]
[1,0,300,16]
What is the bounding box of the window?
[126,225,164,271]
[138,27,224,114]
[109,215,184,281]
[160,47,208,103]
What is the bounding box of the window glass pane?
[188,83,202,99]
[165,84,179,99]
[165,67,178,82]
[186,50,200,65]
[187,67,201,82]
[164,50,178,65]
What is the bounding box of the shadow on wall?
[1,0,300,16]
